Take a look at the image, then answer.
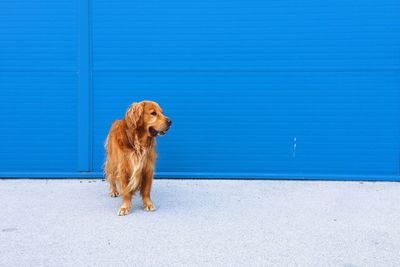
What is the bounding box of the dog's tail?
[103,134,108,177]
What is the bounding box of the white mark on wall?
[293,137,297,158]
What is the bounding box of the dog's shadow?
[106,183,213,216]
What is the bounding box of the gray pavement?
[0,179,400,267]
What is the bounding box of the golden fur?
[104,101,171,215]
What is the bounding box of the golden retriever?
[104,100,171,215]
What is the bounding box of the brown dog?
[104,101,171,215]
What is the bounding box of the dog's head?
[125,101,172,137]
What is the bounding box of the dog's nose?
[167,119,172,126]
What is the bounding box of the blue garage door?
[0,0,80,175]
[91,0,400,180]
[1,0,399,180]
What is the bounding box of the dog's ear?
[125,102,144,129]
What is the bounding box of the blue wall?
[0,1,79,173]
[0,0,399,180]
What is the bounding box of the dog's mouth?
[149,127,168,137]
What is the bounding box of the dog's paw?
[109,191,119,198]
[118,206,131,216]
[143,201,156,212]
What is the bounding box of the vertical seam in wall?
[88,0,93,172]
[78,0,91,172]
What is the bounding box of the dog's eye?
[151,112,157,116]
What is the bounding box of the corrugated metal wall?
[1,0,399,180]
[0,0,79,174]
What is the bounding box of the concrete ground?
[0,179,400,267]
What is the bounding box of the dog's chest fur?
[126,142,155,193]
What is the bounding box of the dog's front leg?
[141,166,156,212]
[118,174,133,216]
